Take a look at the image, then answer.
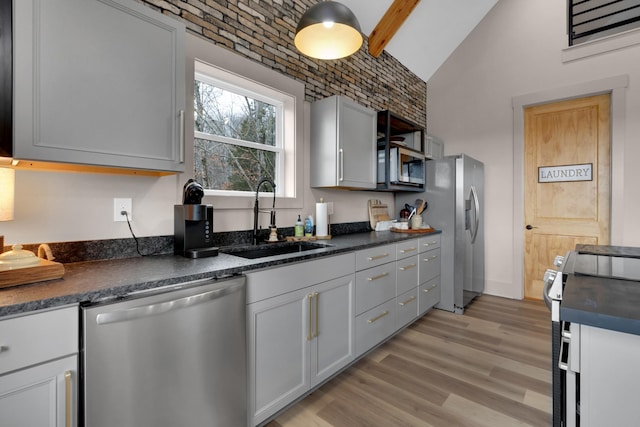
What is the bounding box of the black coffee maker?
[174,179,218,258]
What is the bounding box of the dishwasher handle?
[95,278,244,325]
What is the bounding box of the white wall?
[1,102,394,246]
[426,0,640,298]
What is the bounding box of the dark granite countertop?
[0,230,440,317]
[561,260,640,336]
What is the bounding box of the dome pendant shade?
[295,2,363,60]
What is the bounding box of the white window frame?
[194,64,286,197]
[184,34,304,209]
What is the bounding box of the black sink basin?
[221,241,332,259]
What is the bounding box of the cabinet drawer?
[396,240,419,260]
[419,277,440,315]
[396,289,418,329]
[0,306,78,375]
[355,299,396,356]
[355,263,396,315]
[246,253,355,303]
[419,234,441,252]
[419,248,441,284]
[355,244,395,271]
[396,254,418,296]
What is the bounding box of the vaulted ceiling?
[339,0,499,82]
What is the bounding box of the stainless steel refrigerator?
[398,154,484,313]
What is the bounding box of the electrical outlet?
[114,198,132,222]
[326,202,334,216]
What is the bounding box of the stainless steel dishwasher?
[81,275,246,427]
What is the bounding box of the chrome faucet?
[253,177,276,245]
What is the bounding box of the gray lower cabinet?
[0,306,78,427]
[310,95,377,189]
[418,235,441,315]
[13,0,186,172]
[569,323,640,426]
[354,243,397,356]
[396,239,420,329]
[246,254,355,427]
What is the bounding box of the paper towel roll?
[315,202,329,237]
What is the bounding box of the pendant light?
[295,1,363,60]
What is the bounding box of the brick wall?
[140,0,427,129]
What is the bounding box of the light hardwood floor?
[266,295,552,427]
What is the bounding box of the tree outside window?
[193,76,282,193]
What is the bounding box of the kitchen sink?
[221,241,332,259]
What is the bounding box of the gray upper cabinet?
[310,95,376,189]
[426,134,444,160]
[13,0,186,172]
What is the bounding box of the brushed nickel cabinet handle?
[423,283,438,292]
[367,253,389,261]
[367,310,389,324]
[65,370,72,427]
[367,272,389,281]
[423,241,438,247]
[339,148,344,182]
[179,109,185,163]
[399,296,416,306]
[423,255,438,262]
[400,247,417,254]
[399,263,416,271]
[314,292,319,338]
[307,294,313,341]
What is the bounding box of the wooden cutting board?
[390,227,435,234]
[368,199,391,229]
[0,259,65,289]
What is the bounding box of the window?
[568,0,640,46]
[185,34,304,209]
[194,64,285,195]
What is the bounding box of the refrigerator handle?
[470,185,480,244]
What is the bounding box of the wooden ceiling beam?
[368,0,420,58]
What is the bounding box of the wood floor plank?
[380,354,551,426]
[267,296,552,427]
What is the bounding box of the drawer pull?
[423,284,438,293]
[367,253,390,261]
[367,310,389,324]
[0,345,9,353]
[367,272,390,281]
[400,247,417,254]
[399,296,416,306]
[65,371,72,427]
[399,263,416,271]
[423,241,438,247]
[423,255,438,262]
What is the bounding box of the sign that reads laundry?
[538,163,593,183]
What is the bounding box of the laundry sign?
[538,163,593,183]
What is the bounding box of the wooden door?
[524,94,610,299]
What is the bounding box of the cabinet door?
[426,135,444,160]
[14,0,185,172]
[397,254,419,296]
[338,98,376,188]
[247,287,310,426]
[310,95,376,189]
[579,325,640,426]
[0,356,77,427]
[310,274,355,387]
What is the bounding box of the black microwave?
[0,0,12,157]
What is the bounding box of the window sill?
[562,28,640,63]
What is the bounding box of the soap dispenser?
[304,215,314,237]
[294,215,304,237]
